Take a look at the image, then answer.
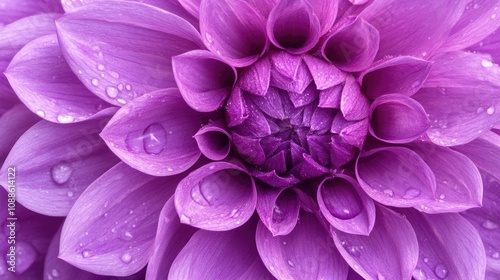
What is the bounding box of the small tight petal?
[256,187,300,236]
[194,120,232,161]
[308,0,338,35]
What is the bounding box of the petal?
[317,175,376,235]
[59,162,178,276]
[145,198,197,280]
[369,94,430,143]
[199,0,268,67]
[303,55,346,90]
[441,0,500,52]
[173,50,236,112]
[359,0,467,59]
[355,146,437,208]
[55,1,203,107]
[5,34,110,123]
[194,120,232,161]
[0,108,119,216]
[267,0,321,54]
[237,56,271,96]
[256,211,349,280]
[100,89,203,176]
[401,208,486,280]
[340,75,369,121]
[0,0,62,26]
[322,16,379,72]
[169,218,273,279]
[175,160,257,231]
[331,205,419,279]
[469,29,500,64]
[256,187,300,236]
[409,142,483,213]
[308,0,338,35]
[178,0,201,18]
[359,56,433,99]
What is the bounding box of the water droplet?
[57,115,74,123]
[104,200,109,207]
[482,59,494,68]
[423,257,429,263]
[125,84,132,91]
[91,78,99,86]
[269,265,275,271]
[482,219,499,230]
[106,86,118,98]
[383,189,394,196]
[121,253,132,264]
[117,98,127,105]
[51,162,73,185]
[78,70,83,75]
[205,33,213,44]
[117,84,124,91]
[36,110,45,117]
[167,167,174,172]
[121,231,133,240]
[438,194,445,200]
[474,3,479,9]
[377,273,386,280]
[109,71,120,79]
[111,227,116,233]
[411,81,420,88]
[434,264,448,279]
[143,123,167,155]
[81,249,92,258]
[492,252,500,259]
[103,212,108,217]
[67,191,74,197]
[229,209,239,218]
[403,188,421,199]
[98,52,103,58]
[414,268,427,280]
[492,13,497,19]
[272,205,285,223]
[346,246,361,257]
[287,260,295,267]
[128,210,134,214]
[477,107,485,114]
[282,241,287,246]
[180,214,192,224]
[487,106,495,115]
[51,269,59,277]
[97,64,105,71]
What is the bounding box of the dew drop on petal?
[434,264,448,279]
[272,205,285,223]
[81,249,92,258]
[121,231,133,240]
[180,214,192,224]
[109,71,120,79]
[346,246,361,257]
[51,162,73,185]
[118,84,124,91]
[229,209,239,218]
[487,107,495,115]
[482,59,494,68]
[423,257,429,263]
[492,252,500,259]
[57,115,74,123]
[142,123,167,155]
[117,98,127,105]
[91,79,99,86]
[403,188,421,199]
[414,268,427,280]
[106,86,118,98]
[51,269,59,277]
[120,253,132,264]
[287,260,295,267]
[67,191,74,198]
[383,189,394,197]
[97,64,105,71]
[482,219,499,230]
[125,84,132,91]
[36,110,45,118]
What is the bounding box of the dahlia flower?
[1,0,500,279]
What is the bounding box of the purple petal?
[100,89,203,176]
[145,198,197,280]
[55,1,203,107]
[409,143,483,213]
[401,208,486,280]
[319,85,342,109]
[441,0,500,52]
[469,29,500,64]
[308,0,338,35]
[199,0,268,67]
[453,132,500,181]
[59,162,178,276]
[317,175,376,235]
[0,108,119,216]
[225,87,249,127]
[359,56,433,99]
[194,120,232,161]
[269,51,313,93]
[0,0,62,26]
[355,147,437,208]
[237,57,271,96]
[369,94,430,143]
[173,50,236,112]
[178,0,201,18]
[341,75,369,121]
[267,0,321,54]
[169,218,273,279]
[6,34,110,123]
[256,211,349,280]
[256,187,300,236]
[175,160,257,231]
[360,0,466,59]
[303,55,346,90]
[331,205,419,279]
[322,16,379,72]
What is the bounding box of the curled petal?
[318,175,376,235]
[199,0,268,67]
[369,94,430,143]
[100,89,203,176]
[331,205,419,280]
[173,50,236,112]
[56,1,203,106]
[175,160,257,231]
[5,34,110,123]
[256,187,300,236]
[194,120,232,161]
[0,108,119,216]
[256,212,349,280]
[355,147,437,208]
[359,56,433,99]
[322,16,379,72]
[267,0,321,54]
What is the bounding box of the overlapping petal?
[0,0,62,26]
[256,187,300,236]
[193,120,232,161]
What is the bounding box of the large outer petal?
[55,1,203,107]
[0,0,62,26]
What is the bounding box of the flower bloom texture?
[1,0,500,279]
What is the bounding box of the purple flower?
[1,0,500,279]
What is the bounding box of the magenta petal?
[0,0,62,26]
[169,218,273,279]
[0,108,119,216]
[173,50,236,112]
[360,0,466,59]
[6,34,110,123]
[145,198,197,280]
[55,1,202,107]
[369,94,430,143]
[441,0,500,52]
[59,162,177,276]
[322,16,379,72]
[331,205,418,279]
[359,56,433,99]
[194,120,232,161]
[318,175,375,235]
[303,55,346,90]
[175,160,257,231]
[199,0,268,67]
[400,208,486,280]
[341,76,369,121]
[469,29,500,64]
[178,0,201,18]
[308,0,338,35]
[256,211,349,280]
[356,147,437,208]
[100,89,203,176]
[256,187,300,236]
[409,143,483,213]
[267,0,321,54]
[237,57,271,96]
